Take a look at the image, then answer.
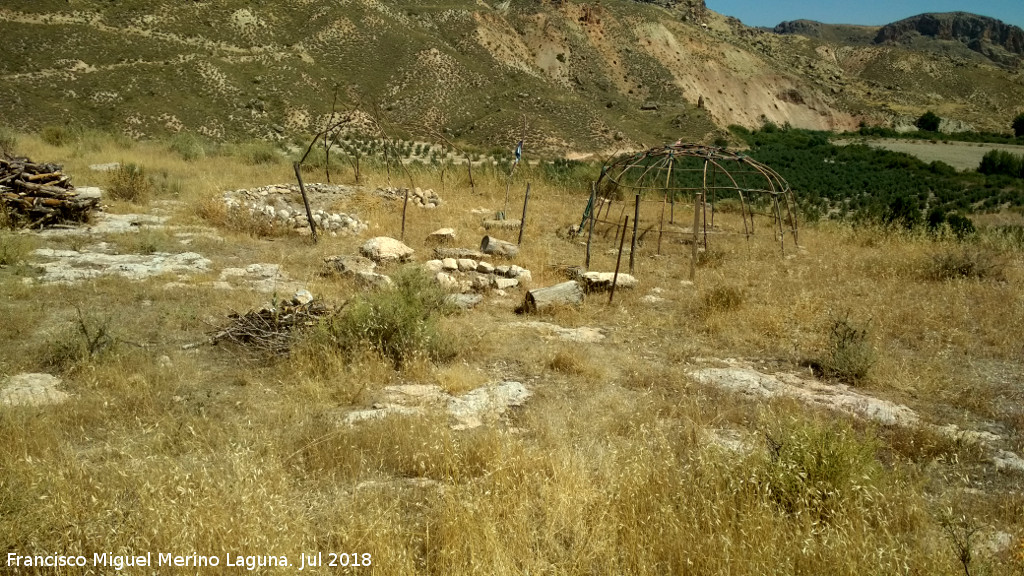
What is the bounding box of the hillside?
[0,1,1022,152]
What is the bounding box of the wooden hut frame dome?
[579,143,799,280]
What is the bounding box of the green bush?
[322,269,454,368]
[169,133,206,161]
[818,313,875,385]
[1013,113,1024,138]
[40,125,78,147]
[759,418,881,520]
[916,111,941,133]
[0,126,17,156]
[944,213,976,239]
[43,309,118,371]
[978,149,1024,179]
[243,142,280,165]
[0,232,31,264]
[106,163,152,203]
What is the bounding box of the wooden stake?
[401,187,410,241]
[629,193,639,274]
[774,195,784,253]
[610,215,629,304]
[657,193,666,255]
[324,133,331,184]
[517,183,531,245]
[702,193,709,250]
[293,162,318,243]
[784,191,799,246]
[689,193,700,281]
[585,183,596,269]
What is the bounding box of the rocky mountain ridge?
[875,12,1024,56]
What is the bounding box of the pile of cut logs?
[0,155,99,228]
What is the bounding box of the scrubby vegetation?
[979,149,1024,179]
[312,268,455,369]
[759,418,882,519]
[105,163,153,203]
[916,110,942,133]
[816,313,876,385]
[0,125,16,156]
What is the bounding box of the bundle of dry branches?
[211,298,335,355]
[0,155,99,228]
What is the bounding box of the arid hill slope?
[0,1,1021,152]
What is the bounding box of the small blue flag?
[514,140,523,163]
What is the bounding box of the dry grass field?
[843,138,1024,172]
[2,132,1024,575]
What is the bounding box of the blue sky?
[703,1,1024,29]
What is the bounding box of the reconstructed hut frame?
[579,143,799,280]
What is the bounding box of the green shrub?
[0,126,17,156]
[106,163,152,203]
[944,213,976,239]
[43,309,118,371]
[322,268,454,368]
[759,418,881,520]
[916,111,941,133]
[1013,112,1024,138]
[978,149,1024,179]
[169,133,206,161]
[40,125,79,147]
[239,141,280,165]
[818,313,875,385]
[0,232,31,264]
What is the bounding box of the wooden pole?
[784,191,799,247]
[702,192,709,250]
[657,193,666,255]
[503,162,518,218]
[401,187,410,241]
[517,182,531,245]
[689,193,700,281]
[503,178,511,219]
[610,215,629,304]
[774,195,785,254]
[293,162,318,243]
[692,160,710,280]
[324,133,331,183]
[629,193,640,274]
[670,195,675,224]
[585,183,596,269]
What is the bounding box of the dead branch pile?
[211,298,334,355]
[1,155,99,228]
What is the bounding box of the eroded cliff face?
[874,12,1024,61]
